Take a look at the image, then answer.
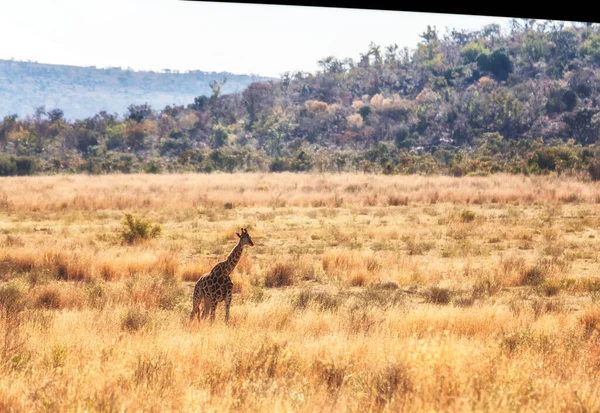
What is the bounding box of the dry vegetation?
[1,172,600,412]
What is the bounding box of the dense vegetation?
[0,60,271,120]
[2,19,600,178]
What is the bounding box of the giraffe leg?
[224,291,232,324]
[209,302,217,323]
[201,298,211,320]
[190,295,201,321]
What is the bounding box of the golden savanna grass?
[1,172,600,412]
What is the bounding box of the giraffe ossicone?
[190,227,254,323]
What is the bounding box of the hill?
[0,59,273,120]
[2,20,600,177]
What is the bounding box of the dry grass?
[1,172,600,412]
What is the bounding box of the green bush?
[269,158,291,172]
[120,213,162,245]
[462,41,489,63]
[588,159,600,181]
[459,209,476,223]
[0,155,37,176]
[476,48,513,81]
[144,160,162,174]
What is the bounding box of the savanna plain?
[1,172,600,412]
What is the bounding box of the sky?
[1,1,526,78]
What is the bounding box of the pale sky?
[1,1,522,78]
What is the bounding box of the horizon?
[0,57,275,78]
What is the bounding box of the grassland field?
[1,172,600,412]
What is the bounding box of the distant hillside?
[0,60,274,120]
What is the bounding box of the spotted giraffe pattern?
[190,228,254,323]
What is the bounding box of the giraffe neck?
[224,240,244,274]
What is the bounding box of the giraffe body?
[190,228,254,323]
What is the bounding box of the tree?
[47,108,64,123]
[125,121,150,150]
[547,29,579,77]
[106,124,126,150]
[159,131,191,156]
[75,127,99,155]
[477,48,513,81]
[564,108,600,145]
[189,95,209,111]
[522,32,549,64]
[0,114,18,148]
[212,124,229,148]
[416,26,442,64]
[482,24,502,47]
[34,106,46,121]
[317,56,347,74]
[242,82,275,128]
[462,42,489,64]
[545,88,578,114]
[127,103,153,123]
[209,78,227,123]
[580,32,600,62]
[393,124,411,148]
[490,87,523,139]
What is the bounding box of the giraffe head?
[236,228,254,247]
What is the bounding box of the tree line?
[2,19,600,179]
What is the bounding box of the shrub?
[292,289,340,311]
[357,287,405,309]
[86,282,108,309]
[35,286,63,309]
[120,213,162,245]
[449,164,466,177]
[312,359,347,391]
[476,48,513,81]
[264,262,296,288]
[134,353,174,391]
[348,273,367,287]
[156,275,185,310]
[404,237,435,255]
[538,280,561,297]
[372,281,400,290]
[387,194,409,206]
[247,286,266,303]
[580,306,600,339]
[518,261,550,286]
[459,209,476,223]
[0,156,17,176]
[588,159,600,181]
[472,274,502,299]
[144,161,162,174]
[372,362,412,407]
[180,269,201,282]
[462,41,489,63]
[424,286,452,305]
[0,155,37,176]
[269,158,291,172]
[121,306,150,332]
[0,281,27,315]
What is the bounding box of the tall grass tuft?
[121,306,150,332]
[264,262,296,288]
[35,285,63,309]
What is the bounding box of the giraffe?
[190,227,254,323]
